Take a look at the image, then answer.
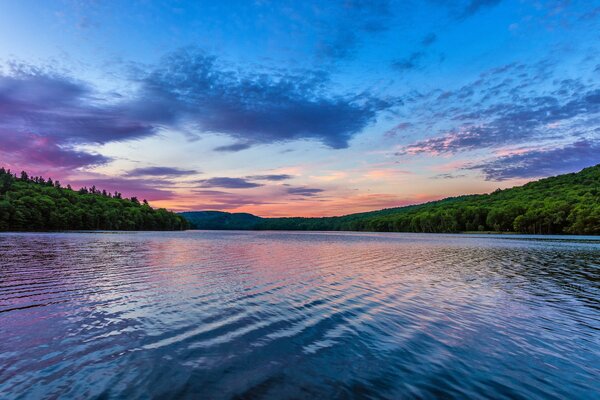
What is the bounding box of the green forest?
[0,168,188,231]
[182,164,600,235]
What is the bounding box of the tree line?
[183,164,600,235]
[0,168,188,231]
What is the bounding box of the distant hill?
[179,211,262,230]
[181,164,600,235]
[0,168,188,231]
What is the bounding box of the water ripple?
[0,231,599,399]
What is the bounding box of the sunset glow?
[1,1,598,216]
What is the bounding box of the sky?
[0,0,599,217]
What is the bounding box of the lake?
[0,231,598,399]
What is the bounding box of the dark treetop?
[0,168,188,231]
[182,164,600,235]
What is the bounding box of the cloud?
[399,88,600,154]
[0,65,157,170]
[139,49,395,149]
[197,177,264,189]
[385,122,413,137]
[397,58,600,156]
[433,173,467,179]
[0,49,398,175]
[125,166,199,177]
[0,68,157,144]
[286,186,325,197]
[213,143,252,152]
[467,140,600,180]
[245,174,293,181]
[0,132,110,171]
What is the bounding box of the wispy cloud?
[213,143,253,152]
[126,166,199,177]
[197,177,264,189]
[245,174,293,181]
[286,186,325,197]
[396,59,600,157]
[399,88,600,154]
[467,140,600,180]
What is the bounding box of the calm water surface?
[0,231,599,399]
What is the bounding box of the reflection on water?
[1,231,599,399]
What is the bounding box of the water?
[0,231,599,399]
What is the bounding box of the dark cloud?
[246,174,293,181]
[125,166,199,177]
[140,49,395,149]
[197,177,264,189]
[286,187,325,197]
[0,131,110,170]
[0,49,398,172]
[0,67,156,170]
[213,143,252,152]
[467,140,600,181]
[0,69,157,144]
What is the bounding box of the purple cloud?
[245,174,293,181]
[398,83,600,155]
[197,177,263,189]
[0,70,156,144]
[0,67,158,170]
[1,49,398,174]
[126,166,199,177]
[467,140,600,180]
[286,187,325,197]
[0,131,109,170]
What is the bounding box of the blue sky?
[0,0,599,216]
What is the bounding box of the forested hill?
[182,164,600,235]
[0,168,188,231]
